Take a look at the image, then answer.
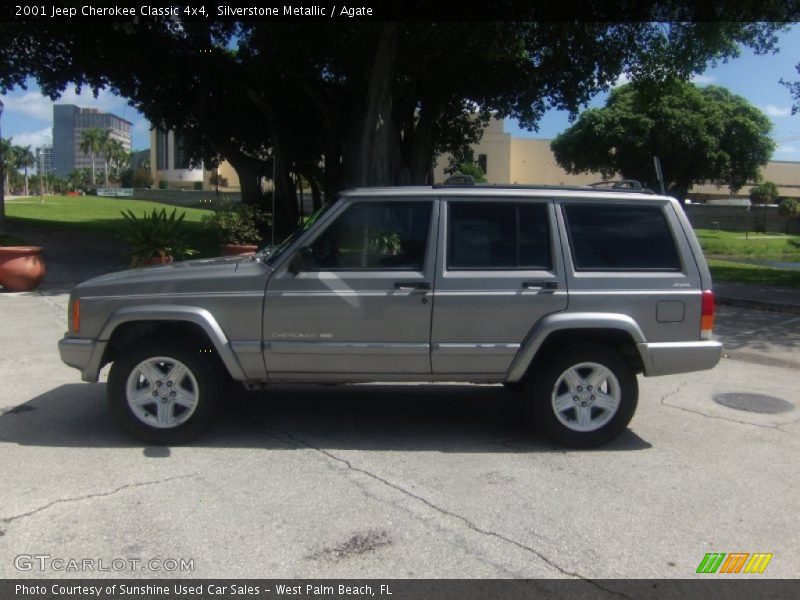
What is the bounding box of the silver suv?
[59,184,722,447]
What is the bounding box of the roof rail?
[588,179,655,194]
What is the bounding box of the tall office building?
[52,104,132,178]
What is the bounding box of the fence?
[132,188,241,209]
[683,204,800,234]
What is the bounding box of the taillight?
[70,298,80,334]
[701,290,715,339]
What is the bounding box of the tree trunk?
[351,24,406,187]
[408,101,438,185]
[23,166,29,196]
[270,134,300,241]
[104,158,109,187]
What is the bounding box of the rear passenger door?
[431,197,568,375]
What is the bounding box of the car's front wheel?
[107,339,220,445]
[529,344,638,448]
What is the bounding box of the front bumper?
[638,341,723,377]
[58,336,107,382]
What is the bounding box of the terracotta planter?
[0,246,47,292]
[221,243,259,256]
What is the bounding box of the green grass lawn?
[695,228,800,260]
[5,195,218,257]
[708,259,800,289]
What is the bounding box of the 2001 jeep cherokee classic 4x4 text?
[59,184,722,447]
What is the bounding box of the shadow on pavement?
[0,383,651,453]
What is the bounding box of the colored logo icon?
[696,553,773,574]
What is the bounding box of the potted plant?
[0,241,46,291]
[201,201,268,256]
[119,207,197,267]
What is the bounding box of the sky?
[1,23,800,161]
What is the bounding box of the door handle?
[522,280,558,290]
[394,281,431,290]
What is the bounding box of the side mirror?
[289,246,314,274]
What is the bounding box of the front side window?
[447,202,551,270]
[563,204,681,271]
[308,201,432,270]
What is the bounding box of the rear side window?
[562,204,681,271]
[448,202,552,269]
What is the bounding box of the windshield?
[262,199,338,266]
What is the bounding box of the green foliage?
[120,167,154,189]
[551,81,776,201]
[749,181,779,206]
[158,180,168,190]
[0,18,787,239]
[193,181,203,191]
[778,198,800,219]
[368,231,402,255]
[452,162,488,183]
[708,259,800,289]
[209,173,228,187]
[201,201,268,245]
[119,207,197,266]
[695,229,800,259]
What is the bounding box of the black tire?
[503,381,525,393]
[107,338,220,445]
[528,343,638,448]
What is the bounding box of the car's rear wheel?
[107,339,220,445]
[529,344,638,448]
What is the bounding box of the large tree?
[551,81,776,201]
[0,13,792,236]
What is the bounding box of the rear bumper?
[58,336,107,383]
[638,341,722,377]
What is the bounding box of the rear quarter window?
[562,204,681,271]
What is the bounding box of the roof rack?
[588,179,655,194]
[434,178,657,194]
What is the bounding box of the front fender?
[94,305,248,381]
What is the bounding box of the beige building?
[150,119,799,200]
[434,118,800,201]
[150,128,241,191]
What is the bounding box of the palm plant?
[105,138,128,183]
[98,130,113,187]
[14,145,35,196]
[78,128,104,186]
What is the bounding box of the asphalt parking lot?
[0,292,798,579]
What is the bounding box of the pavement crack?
[238,406,632,598]
[1,474,196,526]
[659,383,797,436]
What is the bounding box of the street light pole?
[0,98,6,238]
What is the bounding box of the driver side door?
[263,197,438,378]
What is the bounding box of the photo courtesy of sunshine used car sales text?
[14,583,392,597]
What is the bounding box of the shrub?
[749,181,779,206]
[778,197,800,219]
[119,207,197,266]
[193,181,203,191]
[201,200,269,245]
[158,180,168,190]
